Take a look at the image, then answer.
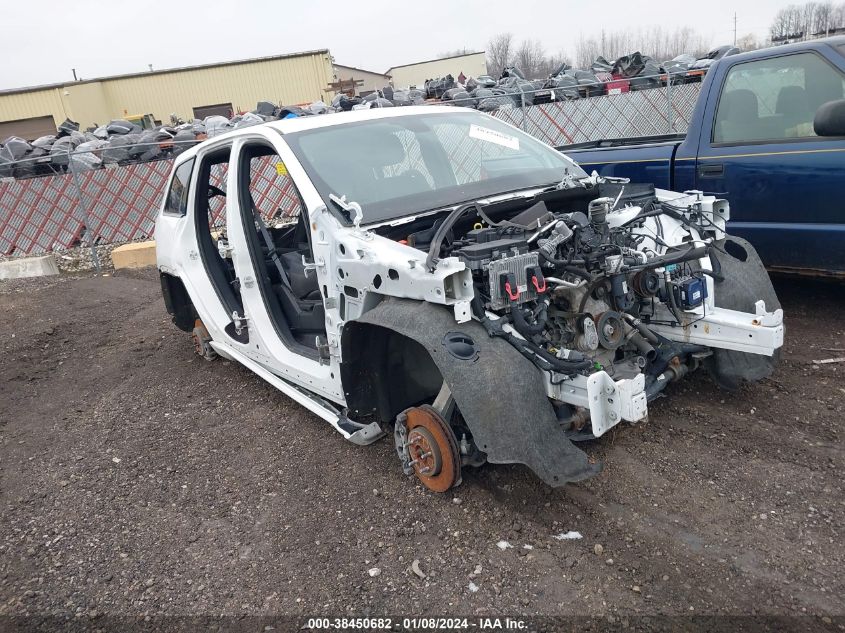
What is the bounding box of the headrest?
[355,131,407,167]
[300,125,408,173]
[776,85,808,115]
[720,89,759,120]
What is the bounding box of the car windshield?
[283,111,587,224]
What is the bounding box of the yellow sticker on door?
[275,162,288,176]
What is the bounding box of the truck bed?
[558,133,685,152]
[559,136,683,190]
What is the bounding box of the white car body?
[156,106,784,490]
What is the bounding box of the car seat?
[716,89,760,142]
[361,133,432,199]
[775,85,811,135]
[264,215,324,336]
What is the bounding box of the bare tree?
[573,26,709,68]
[438,47,472,58]
[770,1,845,40]
[515,39,546,79]
[836,2,845,26]
[736,33,763,50]
[573,36,600,69]
[486,33,514,79]
[539,51,570,78]
[770,7,795,39]
[814,2,836,33]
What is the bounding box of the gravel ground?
[0,270,842,631]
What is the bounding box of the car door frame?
[224,129,344,405]
[157,138,257,354]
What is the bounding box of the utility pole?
[733,13,738,46]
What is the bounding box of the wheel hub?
[407,426,442,477]
[398,405,461,493]
[191,319,217,361]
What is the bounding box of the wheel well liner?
[159,273,197,332]
[706,236,782,390]
[340,324,443,422]
[341,298,601,486]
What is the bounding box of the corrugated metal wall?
[101,52,334,121]
[0,50,334,134]
[0,88,68,129]
[62,82,113,127]
[333,66,390,95]
[388,53,488,90]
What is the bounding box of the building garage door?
[0,116,56,141]
[192,103,233,119]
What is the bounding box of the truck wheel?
[395,405,461,493]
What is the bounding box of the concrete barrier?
[111,241,157,270]
[0,255,60,280]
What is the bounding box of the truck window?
[163,159,194,216]
[713,52,845,144]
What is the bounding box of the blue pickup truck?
[561,36,845,274]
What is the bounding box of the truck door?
[223,133,343,405]
[695,47,845,272]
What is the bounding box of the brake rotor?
[191,319,217,361]
[404,405,461,493]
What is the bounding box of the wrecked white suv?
[156,107,784,492]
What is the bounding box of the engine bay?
[373,178,781,439]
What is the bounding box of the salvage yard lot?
[0,270,842,622]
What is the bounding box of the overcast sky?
[2,0,793,90]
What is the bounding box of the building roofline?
[0,49,331,96]
[333,63,391,78]
[385,51,485,74]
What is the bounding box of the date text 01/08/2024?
[304,617,528,630]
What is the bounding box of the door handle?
[698,163,724,177]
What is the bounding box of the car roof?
[269,105,475,133]
[172,105,480,165]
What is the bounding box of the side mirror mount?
[813,98,845,137]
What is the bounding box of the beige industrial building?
[386,52,487,89]
[332,64,391,96]
[0,49,334,140]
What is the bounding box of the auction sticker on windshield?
[469,124,520,150]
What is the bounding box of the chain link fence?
[0,78,702,263]
[497,82,701,145]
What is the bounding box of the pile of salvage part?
[0,101,330,181]
[421,45,738,109]
[0,117,202,180]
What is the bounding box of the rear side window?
[164,159,194,216]
[713,52,845,144]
